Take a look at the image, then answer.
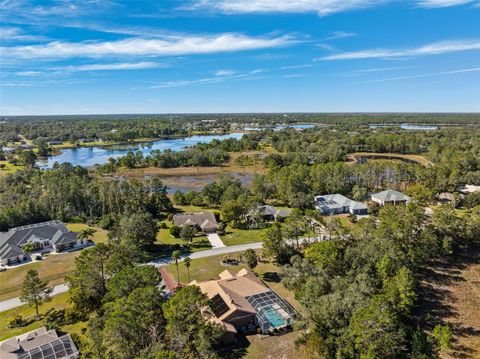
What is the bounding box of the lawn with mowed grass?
[0,224,107,301]
[0,292,72,341]
[0,161,24,177]
[221,227,267,246]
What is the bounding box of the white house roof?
[371,190,411,203]
[315,194,368,211]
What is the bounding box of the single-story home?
[314,194,368,215]
[0,220,83,266]
[0,327,79,359]
[173,211,218,233]
[437,192,456,204]
[370,190,411,206]
[458,185,480,194]
[249,205,292,221]
[191,268,297,344]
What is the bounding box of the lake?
[369,124,438,130]
[37,133,244,168]
[243,123,318,131]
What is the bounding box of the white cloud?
[0,26,47,42]
[59,62,164,72]
[325,31,357,40]
[213,69,236,76]
[360,67,480,83]
[319,40,480,60]
[416,0,477,8]
[280,64,313,70]
[2,33,295,60]
[15,70,44,76]
[188,0,388,16]
[150,71,266,89]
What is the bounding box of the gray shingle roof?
[315,194,368,212]
[173,212,218,230]
[0,221,77,260]
[371,190,411,203]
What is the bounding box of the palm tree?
[78,228,97,244]
[184,257,192,283]
[172,250,181,285]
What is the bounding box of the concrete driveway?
[206,233,226,248]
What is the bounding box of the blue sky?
[0,0,479,115]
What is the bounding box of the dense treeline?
[279,204,480,358]
[2,113,479,143]
[0,163,172,230]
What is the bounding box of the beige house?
[191,268,297,343]
[0,327,79,359]
[173,212,218,233]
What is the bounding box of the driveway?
[206,233,225,248]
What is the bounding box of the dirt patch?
[416,245,480,358]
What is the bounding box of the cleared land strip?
[348,152,433,166]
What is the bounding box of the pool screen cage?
[17,334,79,359]
[246,290,297,333]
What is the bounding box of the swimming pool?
[263,307,286,328]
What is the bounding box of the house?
[458,185,480,194]
[191,268,297,343]
[314,194,368,215]
[249,205,292,221]
[0,327,79,359]
[370,190,411,206]
[173,212,218,233]
[0,220,83,266]
[437,192,456,204]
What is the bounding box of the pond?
[37,133,244,168]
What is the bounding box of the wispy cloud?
[213,69,236,76]
[360,67,480,83]
[0,26,47,42]
[2,33,296,60]
[280,64,313,70]
[186,0,389,16]
[416,0,478,8]
[58,62,165,72]
[325,31,357,41]
[150,70,266,89]
[319,40,480,60]
[344,66,412,76]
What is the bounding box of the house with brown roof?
[190,268,297,343]
[0,327,79,359]
[173,212,218,233]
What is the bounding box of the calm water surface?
[38,133,244,168]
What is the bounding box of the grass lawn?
[65,223,108,244]
[0,292,71,341]
[0,224,107,301]
[0,160,24,177]
[221,227,267,246]
[164,252,248,285]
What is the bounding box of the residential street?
[0,242,263,312]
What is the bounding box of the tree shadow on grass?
[260,272,281,283]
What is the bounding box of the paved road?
[0,237,325,313]
[0,284,69,312]
[0,242,263,313]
